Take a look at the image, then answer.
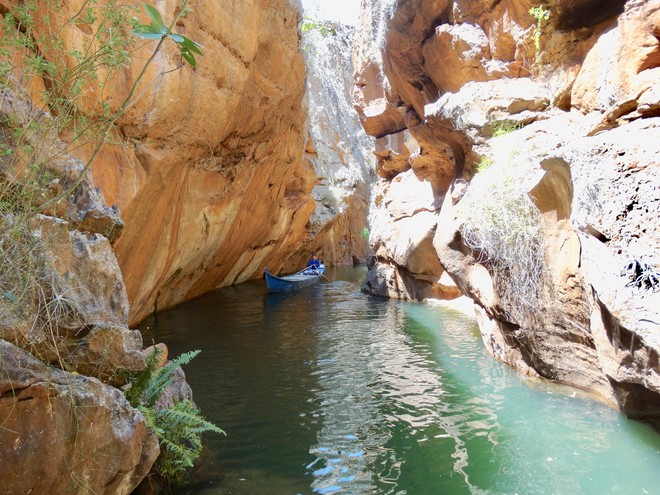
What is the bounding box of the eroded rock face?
[0,340,159,495]
[0,84,165,490]
[356,0,660,423]
[290,24,374,271]
[364,169,461,300]
[2,0,320,323]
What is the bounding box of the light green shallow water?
[140,267,660,495]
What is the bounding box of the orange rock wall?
[0,0,319,324]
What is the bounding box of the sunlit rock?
[356,0,660,422]
[422,23,512,93]
[294,24,375,270]
[572,0,660,114]
[425,78,551,143]
[366,169,461,300]
[374,130,417,178]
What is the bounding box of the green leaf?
[180,36,203,55]
[181,49,197,67]
[133,30,166,40]
[133,22,167,39]
[3,291,17,302]
[143,4,166,32]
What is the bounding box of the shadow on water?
[139,267,660,495]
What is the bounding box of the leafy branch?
[132,4,203,67]
[38,1,203,212]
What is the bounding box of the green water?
[140,267,660,495]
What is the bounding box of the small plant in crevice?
[621,259,660,294]
[529,5,551,71]
[492,120,524,138]
[300,17,339,37]
[475,155,493,173]
[459,159,546,326]
[125,348,225,487]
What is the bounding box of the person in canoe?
[305,253,321,274]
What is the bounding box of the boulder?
[365,169,461,300]
[425,78,551,143]
[572,0,660,113]
[0,339,159,495]
[422,23,513,94]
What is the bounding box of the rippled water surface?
[140,267,660,495]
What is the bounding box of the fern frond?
[125,346,164,407]
[125,350,224,486]
[141,350,201,407]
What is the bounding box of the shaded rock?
[553,0,627,31]
[1,214,143,386]
[64,324,146,387]
[572,0,660,114]
[0,85,123,242]
[3,0,319,324]
[0,339,159,495]
[422,23,512,94]
[374,129,417,179]
[153,366,195,412]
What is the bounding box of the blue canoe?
[264,265,325,293]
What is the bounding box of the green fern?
[124,349,224,486]
[141,399,225,485]
[126,349,200,407]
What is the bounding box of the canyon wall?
[0,0,372,325]
[1,0,373,491]
[355,0,660,425]
[282,23,375,272]
[107,0,316,324]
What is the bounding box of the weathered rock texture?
[2,0,373,324]
[107,0,317,324]
[1,60,157,494]
[0,146,159,493]
[355,0,660,425]
[0,0,323,323]
[0,340,159,495]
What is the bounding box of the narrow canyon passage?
[140,268,660,494]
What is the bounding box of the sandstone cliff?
[355,0,660,425]
[0,0,372,325]
[2,0,373,490]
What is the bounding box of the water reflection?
[140,267,660,495]
[306,287,495,494]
